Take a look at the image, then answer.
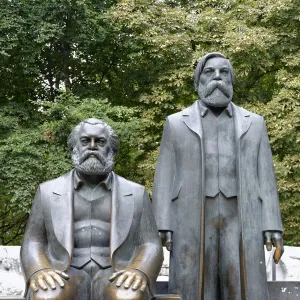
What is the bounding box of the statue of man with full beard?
[21,118,163,300]
[152,52,284,300]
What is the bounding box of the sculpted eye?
[80,138,89,145]
[221,68,229,74]
[96,138,107,145]
[204,68,213,74]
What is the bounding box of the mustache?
[79,150,105,164]
[205,80,231,97]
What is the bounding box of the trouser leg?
[91,266,113,300]
[219,193,241,300]
[204,193,242,300]
[204,195,220,300]
[92,267,150,300]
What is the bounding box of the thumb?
[264,232,272,251]
[109,270,124,282]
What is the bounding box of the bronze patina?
[152,53,284,300]
[21,118,163,300]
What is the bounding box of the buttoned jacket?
[21,170,163,295]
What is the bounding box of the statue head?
[67,118,120,175]
[194,52,234,108]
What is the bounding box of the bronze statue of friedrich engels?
[21,118,163,300]
[152,52,284,300]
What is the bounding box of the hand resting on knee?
[109,268,148,292]
[29,269,69,292]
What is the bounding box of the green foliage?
[0,0,299,245]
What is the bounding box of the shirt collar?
[74,171,112,191]
[199,100,233,118]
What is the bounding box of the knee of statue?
[30,288,61,300]
[103,283,147,300]
[29,285,76,300]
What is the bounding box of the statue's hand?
[264,231,284,264]
[29,269,69,292]
[159,230,173,251]
[109,268,148,292]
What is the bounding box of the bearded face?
[198,79,233,107]
[70,123,115,176]
[197,57,233,108]
[71,148,114,175]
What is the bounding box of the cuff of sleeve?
[28,267,52,281]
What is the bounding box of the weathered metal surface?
[1,282,300,300]
[19,119,163,300]
[152,52,284,300]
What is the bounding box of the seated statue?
[21,118,163,300]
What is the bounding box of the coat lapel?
[50,170,74,259]
[232,103,251,139]
[110,172,134,260]
[182,100,203,139]
[182,101,251,140]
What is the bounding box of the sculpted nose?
[213,70,222,80]
[213,70,221,80]
[89,139,97,150]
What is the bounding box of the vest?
[201,104,237,198]
[71,184,112,269]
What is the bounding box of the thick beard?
[198,81,233,108]
[71,148,115,175]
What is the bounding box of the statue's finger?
[43,272,56,289]
[109,270,124,282]
[166,232,173,251]
[166,241,173,251]
[29,280,38,292]
[37,276,48,290]
[55,270,69,280]
[273,238,284,264]
[132,277,142,290]
[159,232,166,240]
[124,274,136,289]
[49,271,64,287]
[264,232,272,251]
[140,280,147,293]
[116,273,128,287]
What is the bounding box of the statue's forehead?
[204,57,230,69]
[79,123,108,137]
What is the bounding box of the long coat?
[152,100,283,300]
[21,170,163,296]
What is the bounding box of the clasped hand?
[29,269,69,292]
[109,268,148,292]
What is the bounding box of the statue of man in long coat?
[152,52,284,300]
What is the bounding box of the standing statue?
[21,118,163,300]
[152,52,284,300]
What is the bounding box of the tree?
[109,0,300,245]
[0,0,299,245]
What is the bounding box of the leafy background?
[0,0,299,245]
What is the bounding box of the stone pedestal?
[0,247,24,298]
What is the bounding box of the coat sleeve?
[129,188,164,295]
[258,119,283,232]
[21,186,52,282]
[152,117,176,231]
